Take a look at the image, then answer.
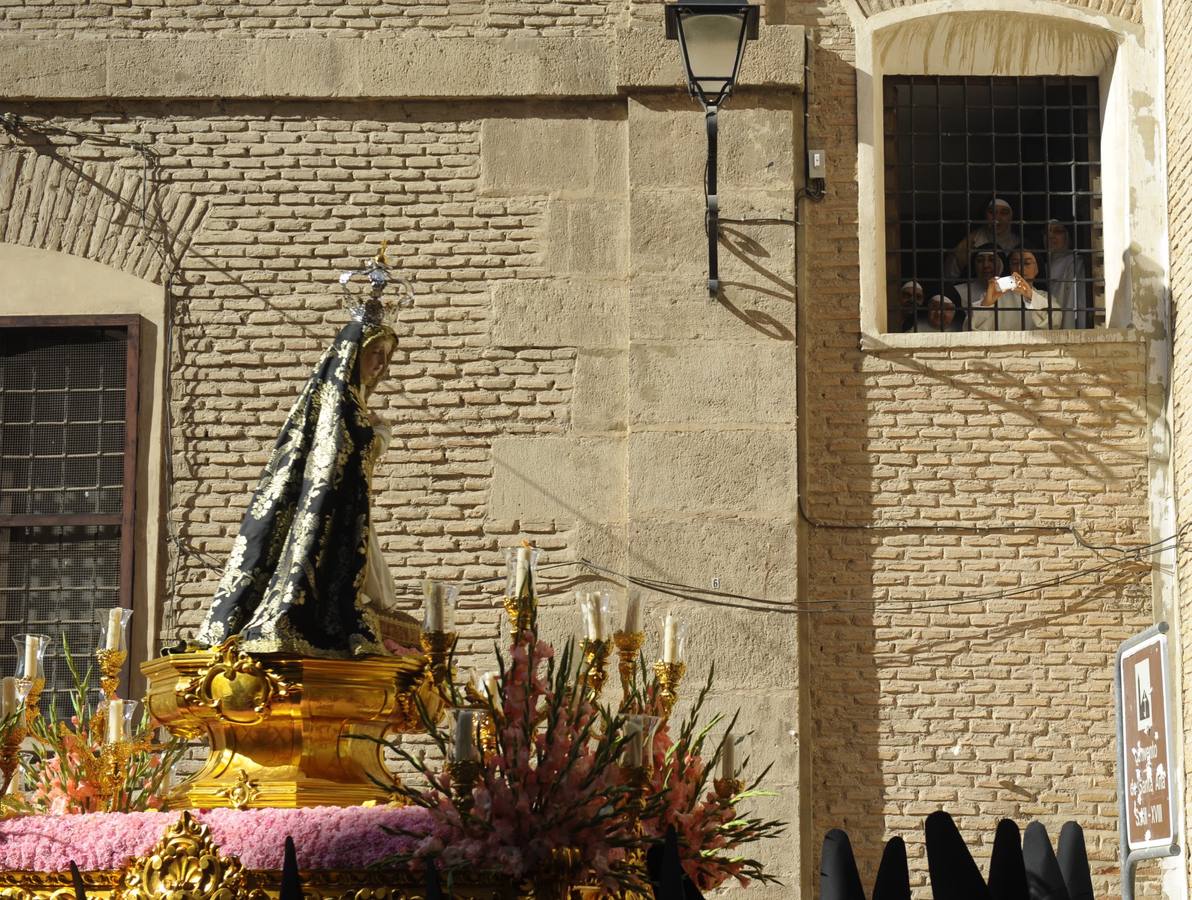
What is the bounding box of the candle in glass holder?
[423,581,445,632]
[663,613,679,663]
[105,608,124,651]
[106,699,125,744]
[0,677,16,719]
[721,732,736,781]
[454,710,476,761]
[482,671,501,703]
[23,636,38,679]
[623,719,644,767]
[514,546,529,597]
[623,592,642,633]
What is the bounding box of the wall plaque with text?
[1118,630,1174,852]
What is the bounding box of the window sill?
[860,327,1140,353]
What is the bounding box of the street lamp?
[665,0,760,296]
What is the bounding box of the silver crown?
[340,242,415,323]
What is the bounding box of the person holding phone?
[971,248,1056,331]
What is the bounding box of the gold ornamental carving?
[143,649,445,809]
[117,811,265,900]
[180,638,301,726]
[220,770,261,810]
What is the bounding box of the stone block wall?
[0,46,804,890]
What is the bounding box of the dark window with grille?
[0,318,139,712]
[884,76,1103,333]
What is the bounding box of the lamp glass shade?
[678,11,747,106]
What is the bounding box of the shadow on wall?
[719,224,796,341]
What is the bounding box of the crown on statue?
[339,240,415,322]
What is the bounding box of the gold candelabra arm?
[96,649,127,701]
[447,759,482,812]
[613,630,644,702]
[580,639,611,701]
[712,777,744,801]
[418,631,456,688]
[98,740,136,812]
[17,677,44,728]
[502,594,534,635]
[0,725,26,796]
[652,661,686,717]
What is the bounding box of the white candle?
[454,710,476,761]
[483,671,500,702]
[624,719,643,767]
[23,635,39,679]
[423,581,444,632]
[592,594,606,641]
[105,609,124,651]
[514,547,529,597]
[662,613,678,664]
[0,677,16,719]
[721,732,736,781]
[106,699,125,744]
[623,592,642,633]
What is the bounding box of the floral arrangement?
[635,670,783,890]
[375,612,784,893]
[0,805,435,872]
[4,641,186,816]
[383,632,647,893]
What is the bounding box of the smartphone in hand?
[995,275,1016,291]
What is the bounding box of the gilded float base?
[142,647,445,809]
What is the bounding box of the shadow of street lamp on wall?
[664,0,760,298]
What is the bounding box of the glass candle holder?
[504,545,541,598]
[660,612,688,664]
[421,581,458,633]
[622,714,662,768]
[620,591,643,634]
[103,698,140,745]
[451,708,481,762]
[97,608,132,654]
[13,633,49,681]
[0,676,30,720]
[576,591,614,642]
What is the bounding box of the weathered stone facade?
[0,0,1185,897]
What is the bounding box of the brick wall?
[774,0,1158,896]
[0,0,621,36]
[1166,0,1192,890]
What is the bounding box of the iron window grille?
[0,317,140,713]
[884,76,1103,334]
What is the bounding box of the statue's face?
[360,337,395,393]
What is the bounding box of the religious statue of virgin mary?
[195,270,420,658]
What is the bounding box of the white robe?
[969,287,1057,332]
[1047,251,1087,329]
[361,420,398,614]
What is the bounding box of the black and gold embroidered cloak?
[196,319,395,658]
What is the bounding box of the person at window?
[897,280,926,330]
[915,295,962,333]
[195,302,421,658]
[971,248,1057,332]
[943,197,1021,281]
[948,244,1004,321]
[1045,220,1087,329]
